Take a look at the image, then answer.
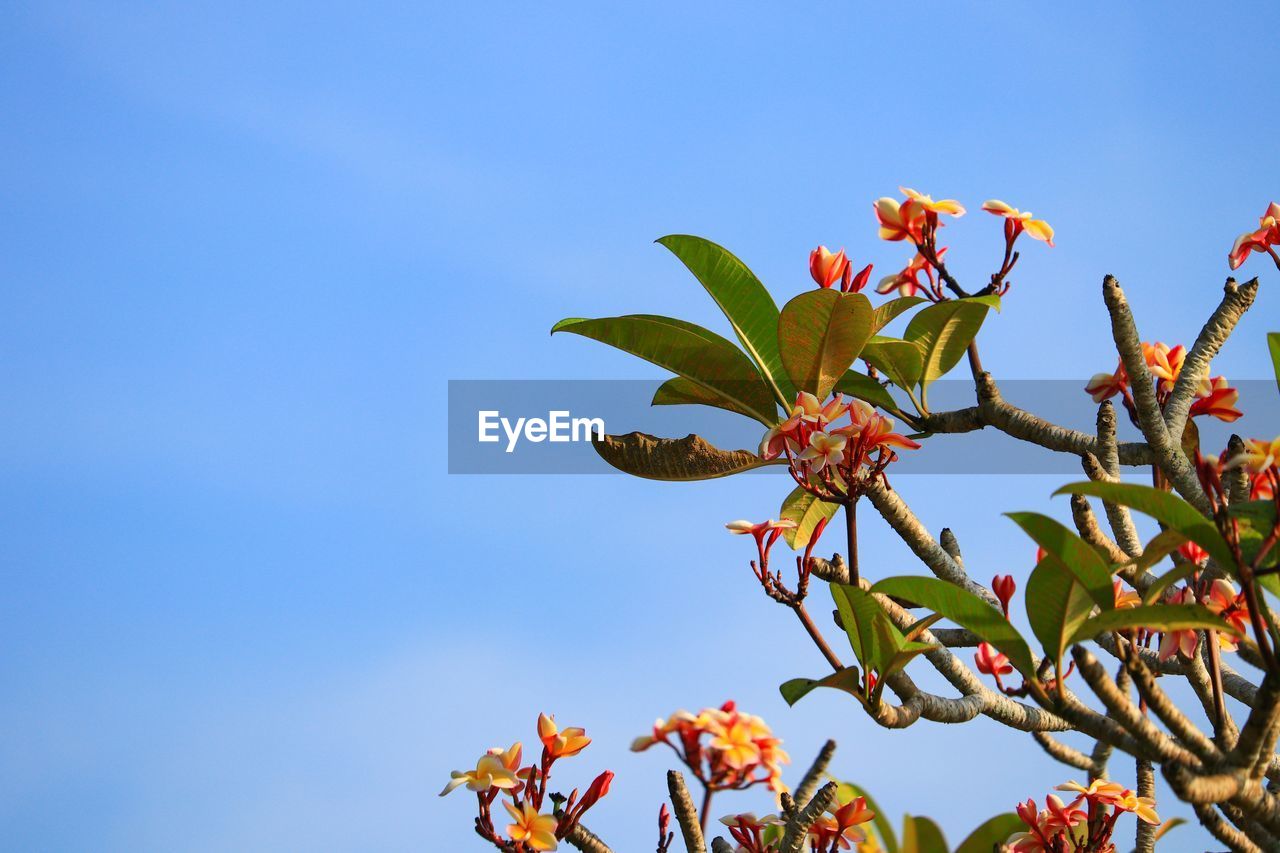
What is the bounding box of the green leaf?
[833,583,897,673]
[779,667,865,707]
[1123,528,1188,578]
[861,338,925,394]
[901,815,948,853]
[778,290,874,399]
[1142,561,1200,606]
[1025,556,1095,675]
[904,299,991,390]
[1233,500,1280,571]
[871,576,1036,678]
[1006,512,1114,610]
[871,296,926,333]
[954,814,1023,853]
[591,431,779,481]
[834,783,897,853]
[1054,482,1235,573]
[779,486,839,550]
[834,369,899,411]
[552,314,778,424]
[651,377,763,421]
[1070,603,1239,645]
[656,235,795,404]
[1267,332,1280,395]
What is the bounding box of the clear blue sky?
[2,3,1278,850]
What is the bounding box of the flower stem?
[699,785,713,833]
[845,497,859,586]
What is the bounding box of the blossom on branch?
[982,200,1055,246]
[1228,201,1280,270]
[810,246,849,289]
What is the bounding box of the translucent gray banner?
[447,380,1278,475]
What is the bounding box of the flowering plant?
[526,193,1280,850]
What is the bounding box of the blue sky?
[2,2,1278,850]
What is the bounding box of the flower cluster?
[719,791,875,853]
[868,188,1054,302]
[1084,340,1241,422]
[760,392,920,501]
[1158,578,1251,661]
[442,714,613,852]
[1228,201,1280,271]
[632,702,789,798]
[1009,779,1159,853]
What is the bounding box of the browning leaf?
[591,431,776,480]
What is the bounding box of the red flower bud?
[992,574,1016,616]
[843,262,874,293]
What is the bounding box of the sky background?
[3,2,1279,851]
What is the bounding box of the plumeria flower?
[874,197,926,243]
[981,200,1055,246]
[1084,359,1128,403]
[725,519,798,539]
[537,713,591,759]
[1228,201,1280,270]
[1224,436,1280,475]
[900,186,966,217]
[1056,778,1127,807]
[876,248,946,298]
[975,642,1013,677]
[1142,342,1186,395]
[1113,579,1141,610]
[709,719,763,770]
[810,246,850,289]
[1205,579,1250,652]
[1115,790,1161,824]
[440,743,523,796]
[799,430,847,472]
[1178,541,1209,565]
[1042,794,1087,830]
[1158,587,1200,660]
[1189,376,1243,422]
[842,412,922,453]
[503,800,560,851]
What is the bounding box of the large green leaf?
[954,814,1022,853]
[833,583,895,674]
[1232,500,1280,597]
[1124,528,1189,578]
[871,296,926,333]
[861,338,925,394]
[552,314,778,424]
[777,290,874,399]
[1006,512,1114,609]
[1025,557,1095,675]
[834,369,900,411]
[1070,603,1238,645]
[871,576,1036,678]
[591,431,778,481]
[651,376,763,421]
[656,235,794,404]
[901,815,947,853]
[904,299,991,390]
[779,486,839,550]
[1268,332,1280,394]
[834,783,897,853]
[1054,483,1235,572]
